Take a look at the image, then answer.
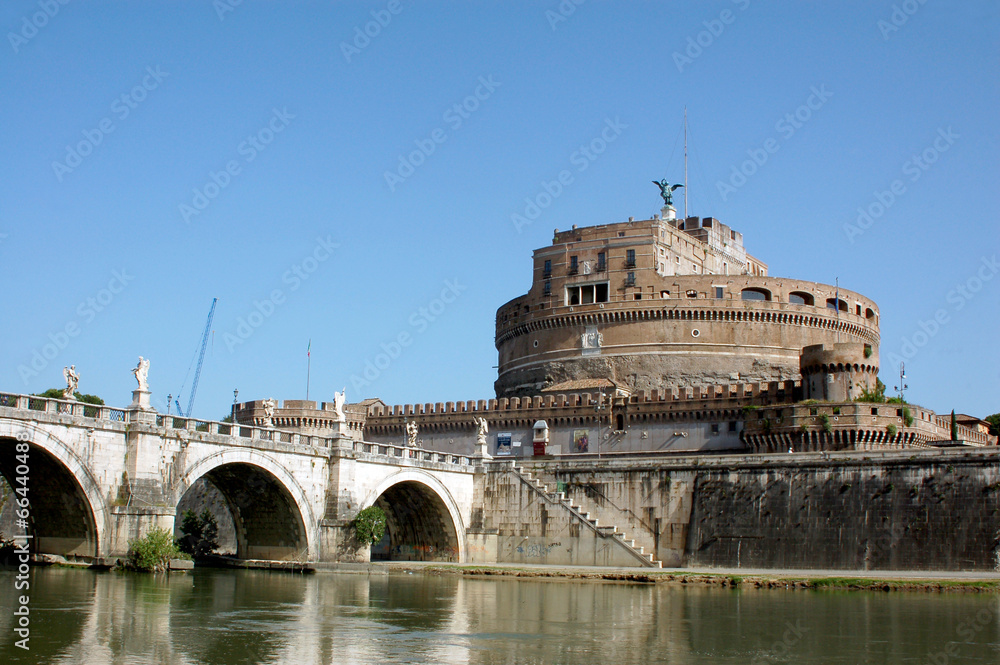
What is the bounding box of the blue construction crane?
[174,298,218,418]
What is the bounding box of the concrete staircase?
[508,461,662,568]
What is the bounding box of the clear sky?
[1,1,997,421]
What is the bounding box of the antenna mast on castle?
[683,106,689,219]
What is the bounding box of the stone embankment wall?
[471,462,660,567]
[518,449,1000,571]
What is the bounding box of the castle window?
[567,282,609,306]
[569,256,578,275]
[634,293,642,300]
[625,272,636,287]
[826,298,848,312]
[543,281,551,296]
[711,424,719,435]
[871,407,879,416]
[661,290,670,298]
[596,252,606,271]
[543,260,552,278]
[686,289,697,298]
[625,249,636,268]
[789,291,814,306]
[856,304,862,316]
[728,421,737,432]
[741,288,771,301]
[714,287,724,299]
[865,307,876,320]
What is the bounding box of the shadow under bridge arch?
[367,471,466,563]
[0,422,104,559]
[176,452,315,561]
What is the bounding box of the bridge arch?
[0,418,105,559]
[362,470,466,563]
[175,450,317,561]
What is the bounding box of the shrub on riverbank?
[122,527,186,572]
[353,506,387,546]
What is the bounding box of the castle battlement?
[366,380,800,419]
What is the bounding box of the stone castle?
[236,203,996,454]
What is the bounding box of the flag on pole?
[307,339,311,358]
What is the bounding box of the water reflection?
[0,568,998,665]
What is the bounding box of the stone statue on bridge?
[63,365,79,400]
[262,398,277,428]
[132,357,150,392]
[333,389,347,423]
[474,417,491,459]
[405,420,419,448]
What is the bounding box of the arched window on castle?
[741,288,771,301]
[788,291,814,306]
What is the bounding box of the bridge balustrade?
[2,392,478,466]
[351,439,472,467]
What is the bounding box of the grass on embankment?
[392,564,1000,593]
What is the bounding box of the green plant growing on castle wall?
[832,406,841,415]
[819,413,832,434]
[902,407,914,428]
[353,505,387,546]
[122,526,185,572]
[886,424,898,439]
[864,345,873,358]
[856,378,886,403]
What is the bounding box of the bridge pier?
[318,433,372,563]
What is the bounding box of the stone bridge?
[0,392,478,564]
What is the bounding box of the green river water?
[1,567,998,664]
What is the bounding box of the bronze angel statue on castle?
[652,179,683,206]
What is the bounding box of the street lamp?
[894,362,908,402]
[232,388,239,423]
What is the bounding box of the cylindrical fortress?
[495,215,880,398]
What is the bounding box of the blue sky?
[1,1,997,420]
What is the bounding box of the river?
[1,568,998,664]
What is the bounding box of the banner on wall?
[573,429,589,453]
[496,432,513,456]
